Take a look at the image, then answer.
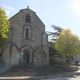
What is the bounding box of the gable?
[10,8,45,29]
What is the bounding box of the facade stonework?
[3,7,49,66]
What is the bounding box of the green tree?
[0,7,10,48]
[55,29,80,58]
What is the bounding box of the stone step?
[1,65,69,77]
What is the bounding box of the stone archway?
[23,49,29,64]
[20,45,33,65]
[34,48,47,66]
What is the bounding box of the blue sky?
[0,0,80,37]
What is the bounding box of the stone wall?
[3,8,49,66]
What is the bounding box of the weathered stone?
[3,7,49,66]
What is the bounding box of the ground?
[0,65,80,80]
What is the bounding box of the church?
[3,7,49,66]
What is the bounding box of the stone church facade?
[3,7,49,66]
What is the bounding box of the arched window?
[25,28,29,39]
[24,27,30,39]
[25,14,31,23]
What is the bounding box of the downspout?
[9,27,13,64]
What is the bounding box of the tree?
[47,25,63,42]
[51,25,63,41]
[55,29,80,58]
[0,7,10,48]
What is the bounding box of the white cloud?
[72,0,80,16]
[1,5,15,17]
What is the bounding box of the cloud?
[1,5,15,17]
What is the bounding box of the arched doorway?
[34,49,47,66]
[23,49,29,65]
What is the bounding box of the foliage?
[55,29,80,57]
[0,7,10,48]
[49,25,63,41]
[52,25,63,33]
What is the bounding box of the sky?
[0,0,80,37]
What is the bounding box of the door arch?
[20,45,33,65]
[23,49,29,64]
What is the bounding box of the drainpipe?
[9,27,13,64]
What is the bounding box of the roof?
[10,6,45,27]
[10,6,36,20]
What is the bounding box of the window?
[25,28,29,39]
[25,14,31,23]
[24,27,30,39]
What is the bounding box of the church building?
[3,7,49,66]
